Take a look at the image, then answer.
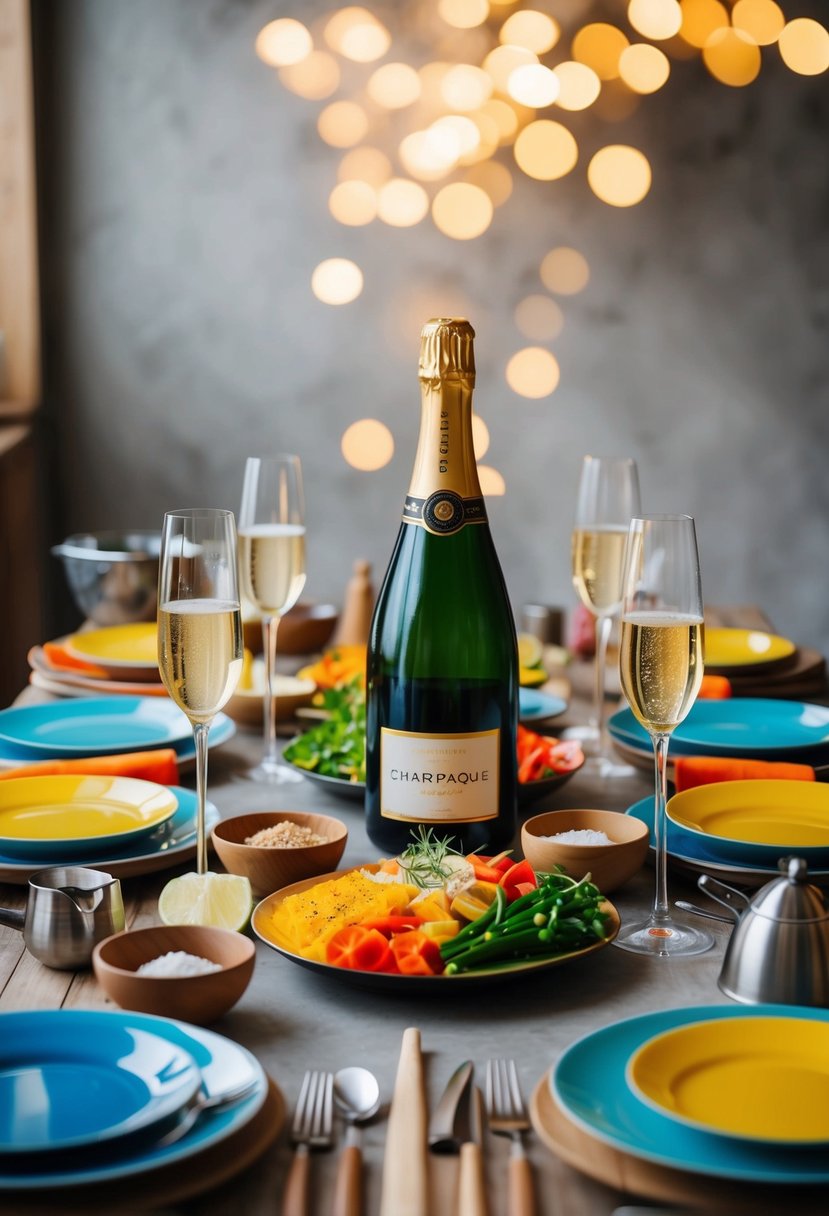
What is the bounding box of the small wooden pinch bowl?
[211,811,348,897]
[92,924,255,1026]
[521,808,649,894]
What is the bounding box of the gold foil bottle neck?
[419,318,476,383]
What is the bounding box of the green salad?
[282,681,366,783]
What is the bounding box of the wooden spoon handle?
[282,1144,310,1216]
[331,1145,362,1216]
[379,1027,429,1216]
[457,1141,489,1216]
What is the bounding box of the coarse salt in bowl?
[521,809,649,894]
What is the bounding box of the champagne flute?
[157,509,243,875]
[239,455,307,783]
[615,514,714,957]
[570,455,641,774]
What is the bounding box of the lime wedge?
[517,632,544,669]
[158,872,253,931]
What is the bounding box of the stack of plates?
[534,1005,829,1200]
[28,624,164,698]
[704,627,827,700]
[0,1009,278,1204]
[0,698,234,881]
[608,697,829,777]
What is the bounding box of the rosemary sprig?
[397,826,462,889]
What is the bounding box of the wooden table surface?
[0,606,821,1215]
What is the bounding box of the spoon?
[332,1066,381,1216]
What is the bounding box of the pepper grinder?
[333,559,375,647]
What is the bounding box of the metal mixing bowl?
[51,531,161,626]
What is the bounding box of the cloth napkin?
[673,755,816,792]
[42,641,111,678]
[697,674,732,699]
[0,748,181,785]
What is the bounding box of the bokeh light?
[553,61,602,111]
[329,180,377,226]
[514,120,578,181]
[483,44,538,93]
[376,178,430,226]
[732,0,785,46]
[515,295,564,341]
[507,64,560,108]
[465,160,513,207]
[627,0,682,41]
[540,247,590,295]
[587,145,652,206]
[279,52,341,100]
[324,7,390,63]
[338,146,392,186]
[478,465,506,495]
[341,419,394,471]
[571,23,630,81]
[432,182,494,239]
[317,101,369,148]
[619,44,671,93]
[679,0,729,50]
[703,28,762,87]
[499,10,560,54]
[441,64,493,110]
[367,62,422,108]
[472,414,490,459]
[778,18,829,76]
[480,97,520,142]
[438,0,490,29]
[255,19,312,68]
[506,348,561,398]
[311,258,364,305]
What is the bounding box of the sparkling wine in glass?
[157,509,243,875]
[614,514,714,958]
[570,455,641,774]
[239,454,307,783]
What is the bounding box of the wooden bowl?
[92,924,255,1025]
[521,809,649,894]
[211,811,348,897]
[241,602,339,656]
[224,666,316,728]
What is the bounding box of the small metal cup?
[520,604,564,646]
[0,866,125,970]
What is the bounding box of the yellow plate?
[64,623,159,670]
[704,627,796,670]
[667,779,829,854]
[627,1015,829,1143]
[0,775,178,859]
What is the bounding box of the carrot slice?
[0,748,181,785]
[673,755,815,792]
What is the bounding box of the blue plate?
[553,1003,829,1183]
[0,710,235,769]
[518,689,567,723]
[0,787,219,881]
[0,698,197,759]
[0,1010,267,1189]
[607,700,829,761]
[0,1011,201,1156]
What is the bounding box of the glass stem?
[262,614,280,769]
[592,614,613,743]
[651,731,671,923]
[193,721,211,876]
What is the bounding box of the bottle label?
[379,727,500,823]
[403,491,487,536]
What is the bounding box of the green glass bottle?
[365,318,518,854]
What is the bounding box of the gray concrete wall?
[37,0,829,654]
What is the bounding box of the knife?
[428,1061,474,1154]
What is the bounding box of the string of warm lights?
[255,2,828,482]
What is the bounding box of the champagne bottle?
[366,318,518,854]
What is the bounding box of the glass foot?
[614,916,715,958]
[249,760,305,785]
[560,724,600,747]
[580,754,638,780]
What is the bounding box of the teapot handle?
[698,874,751,916]
[0,906,26,932]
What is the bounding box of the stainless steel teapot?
[698,858,829,1007]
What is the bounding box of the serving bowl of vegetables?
[251,827,617,990]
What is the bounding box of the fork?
[485,1059,535,1216]
[282,1069,334,1216]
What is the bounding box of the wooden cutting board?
[530,1071,829,1214]
[4,1076,285,1213]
